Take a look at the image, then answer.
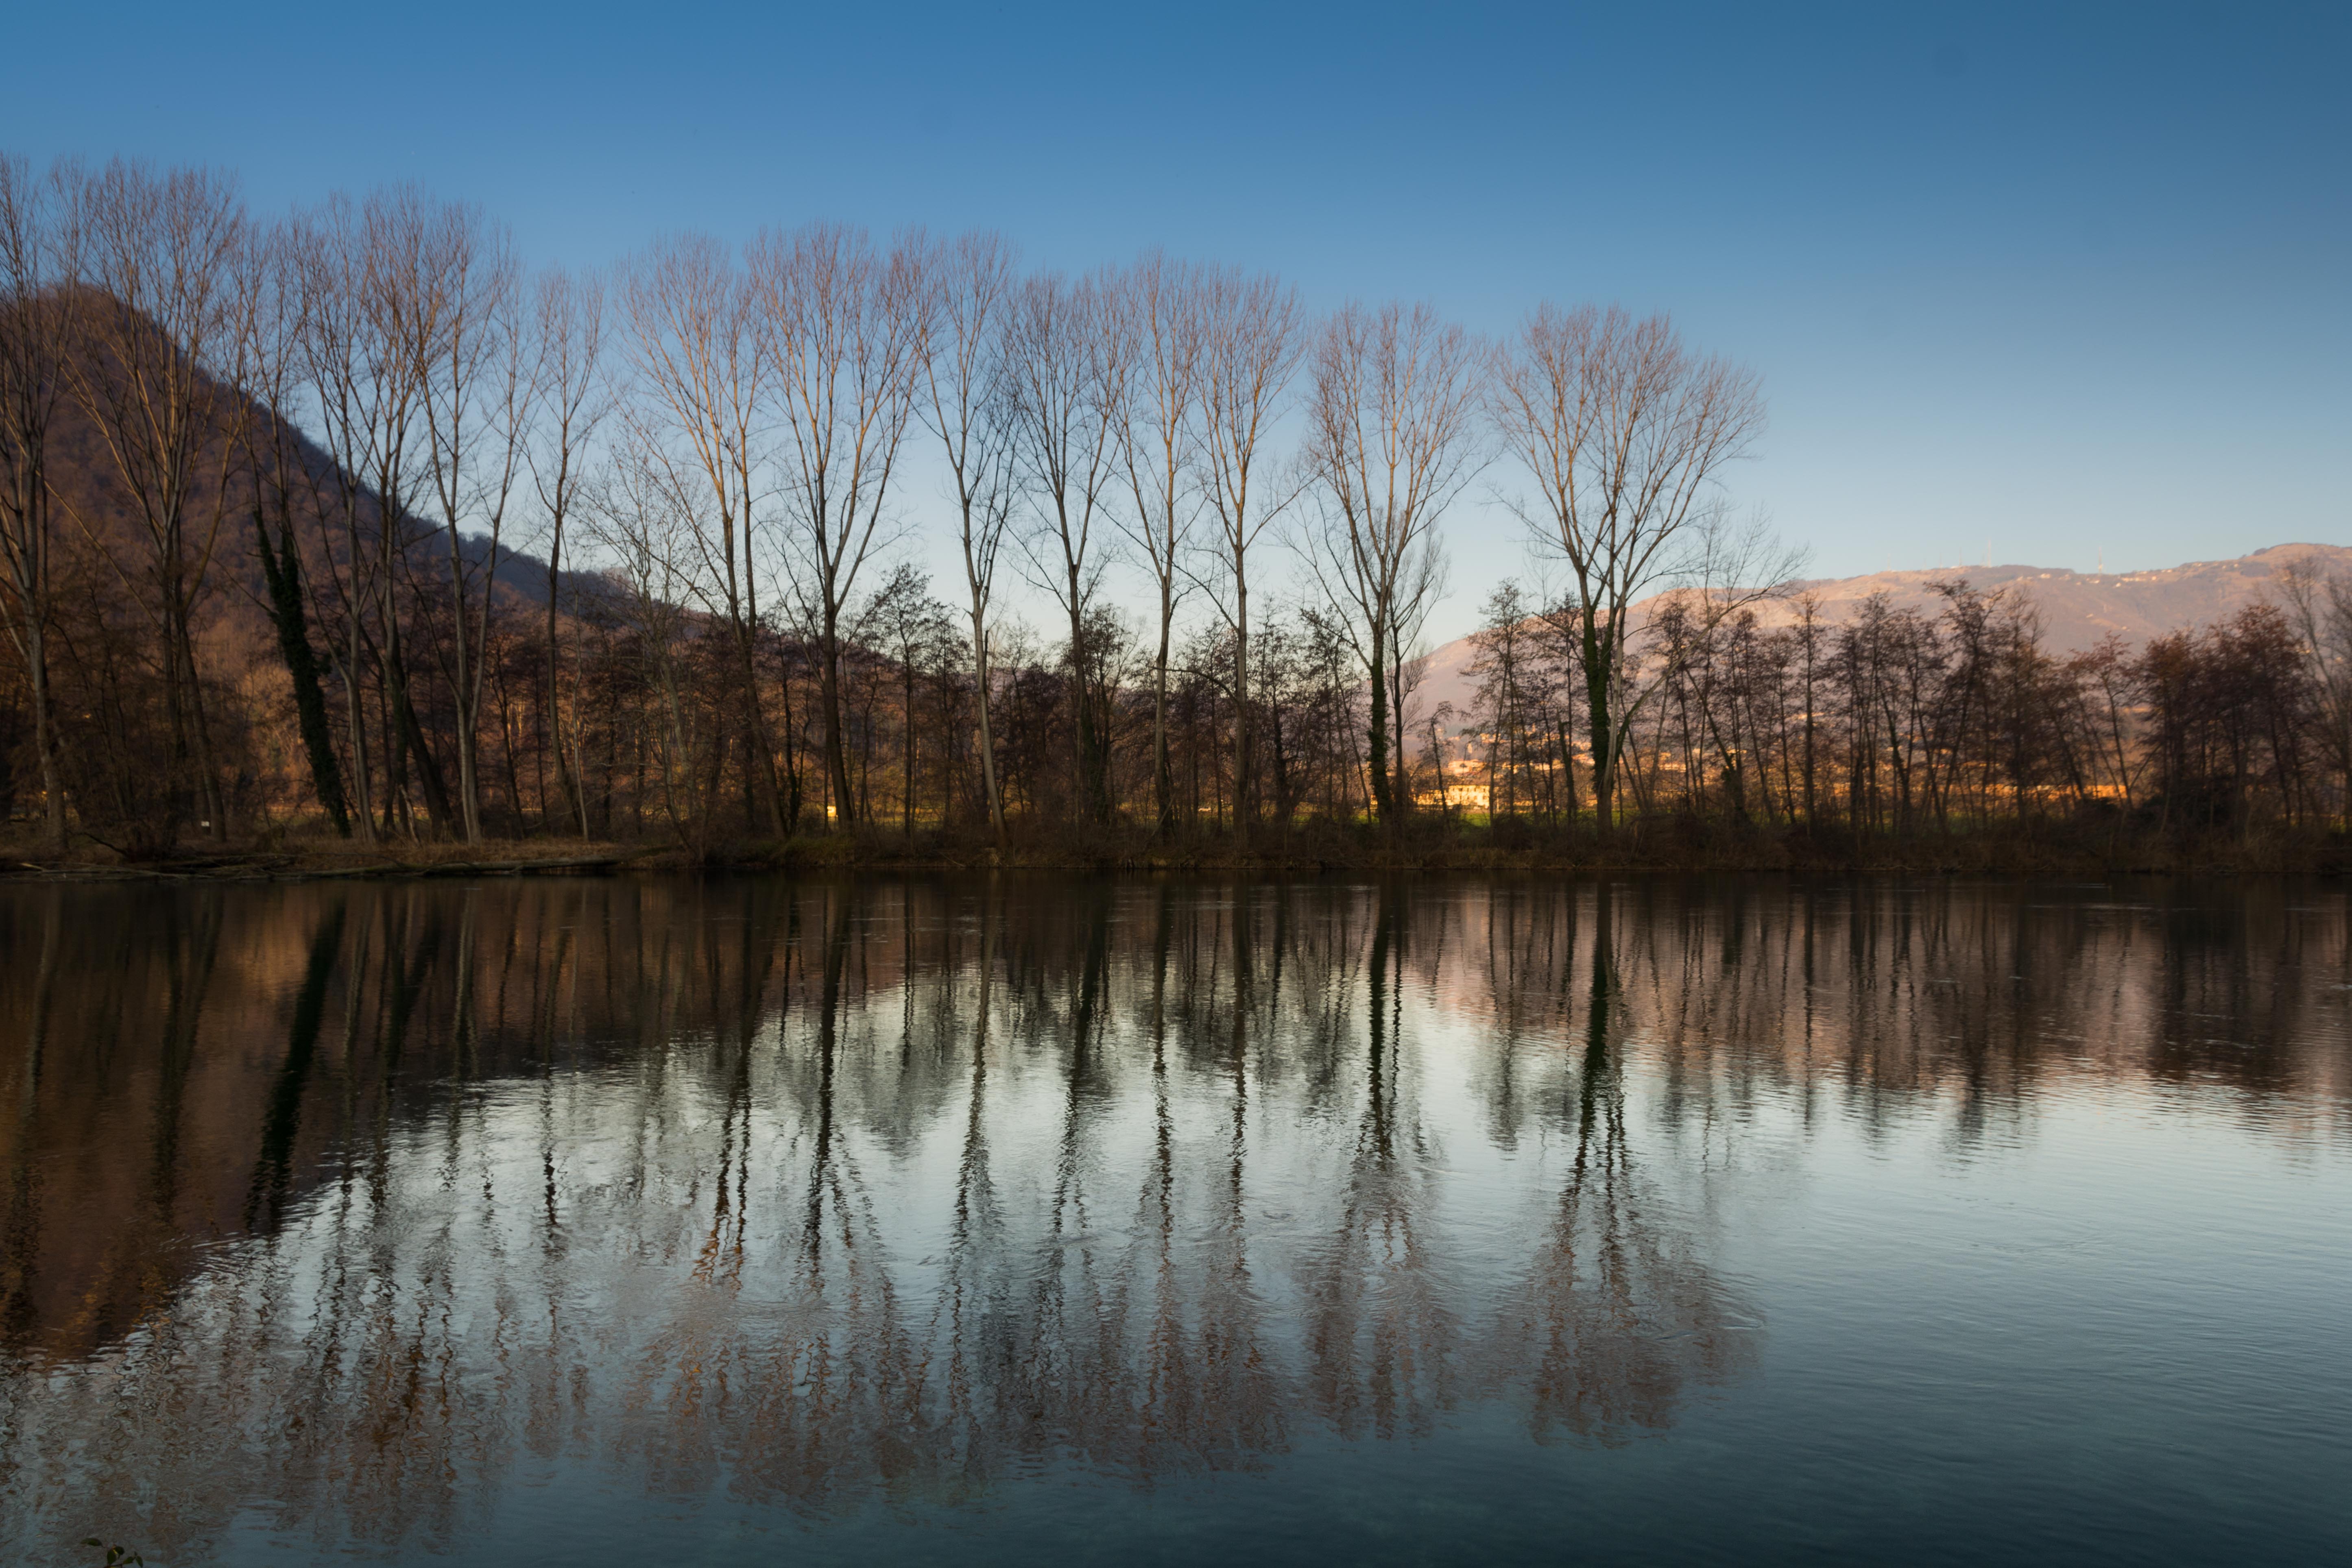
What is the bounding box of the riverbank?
[4,816,2345,880]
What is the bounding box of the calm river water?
[1,874,2347,1565]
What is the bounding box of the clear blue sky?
[7,1,2344,638]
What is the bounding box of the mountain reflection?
[1,875,2344,1557]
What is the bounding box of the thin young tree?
[1385,541,1447,808]
[0,154,74,846]
[864,560,956,838]
[915,229,1020,848]
[1192,264,1305,846]
[1650,508,1807,822]
[1489,305,1765,837]
[616,232,781,833]
[1529,586,1588,821]
[412,196,533,843]
[1297,300,1485,827]
[289,194,379,842]
[58,157,251,841]
[526,265,609,836]
[235,217,352,836]
[291,187,462,842]
[582,435,708,847]
[1787,590,1826,823]
[1003,266,1129,824]
[750,222,928,829]
[1111,250,1202,837]
[1469,579,1534,819]
[2279,560,2352,821]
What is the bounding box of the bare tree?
[1490,305,1765,835]
[526,265,609,836]
[0,154,75,846]
[616,232,781,833]
[1469,579,1535,818]
[56,158,252,841]
[2278,560,2352,818]
[1297,300,1485,826]
[916,229,1020,848]
[863,560,956,840]
[748,222,928,829]
[291,187,460,842]
[582,436,707,847]
[1387,540,1448,807]
[1004,266,1130,824]
[412,197,533,843]
[1642,508,1807,823]
[235,216,352,836]
[1192,264,1305,845]
[1111,251,1202,837]
[1788,590,1828,821]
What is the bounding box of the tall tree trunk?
[1584,612,1617,839]
[1232,576,1252,848]
[28,619,62,846]
[902,661,917,841]
[543,532,585,837]
[444,535,482,844]
[736,529,785,835]
[822,612,854,829]
[1390,638,1412,814]
[974,625,1008,851]
[1367,612,1392,825]
[1152,606,1175,837]
[254,515,352,836]
[1069,590,1105,826]
[341,609,377,846]
[390,665,455,837]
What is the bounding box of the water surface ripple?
[2,875,2346,1564]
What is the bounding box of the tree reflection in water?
[1490,882,1759,1444]
[0,875,2343,1558]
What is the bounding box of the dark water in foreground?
[1,874,2347,1566]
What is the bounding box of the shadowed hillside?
[37,287,590,616]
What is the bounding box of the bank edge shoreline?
[4,822,2346,882]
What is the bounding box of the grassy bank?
[6,812,2345,881]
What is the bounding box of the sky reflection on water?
[1,875,2347,1565]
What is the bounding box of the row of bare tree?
[7,150,2339,853]
[0,151,1782,852]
